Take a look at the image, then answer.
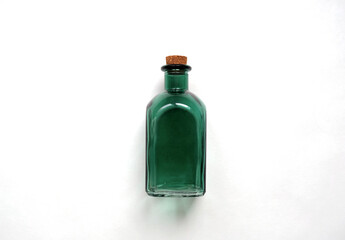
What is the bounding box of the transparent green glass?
[146,64,206,197]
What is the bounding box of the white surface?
[1,0,345,239]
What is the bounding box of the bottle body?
[146,65,206,197]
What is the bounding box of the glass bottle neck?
[164,70,188,93]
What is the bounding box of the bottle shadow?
[143,197,197,221]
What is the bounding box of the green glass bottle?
[146,55,206,197]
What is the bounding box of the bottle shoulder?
[147,91,206,117]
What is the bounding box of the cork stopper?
[166,55,187,65]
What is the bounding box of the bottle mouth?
[161,64,192,72]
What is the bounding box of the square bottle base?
[146,186,205,197]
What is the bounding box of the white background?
[1,0,345,239]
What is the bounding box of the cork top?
[166,55,187,65]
